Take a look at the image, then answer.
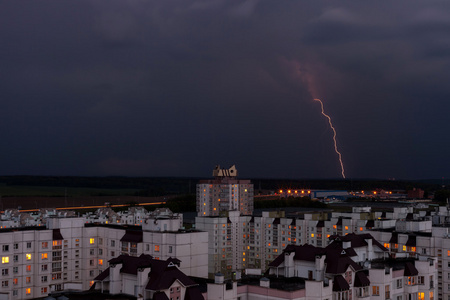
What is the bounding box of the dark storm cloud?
[1,0,449,179]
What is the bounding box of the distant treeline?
[255,197,328,209]
[0,176,446,198]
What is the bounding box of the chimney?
[260,277,270,288]
[215,273,224,284]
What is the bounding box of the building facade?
[196,165,253,217]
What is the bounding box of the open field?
[0,185,140,197]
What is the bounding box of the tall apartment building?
[204,233,437,300]
[196,165,253,217]
[0,208,208,299]
[195,205,434,279]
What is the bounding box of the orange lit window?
[41,253,47,260]
[1,257,9,264]
[26,254,31,260]
[273,249,278,253]
[213,208,216,211]
[243,258,245,261]
[155,245,160,252]
[13,278,18,285]
[411,247,416,252]
[90,238,95,244]
[345,226,348,230]
[288,237,291,241]
[311,233,315,238]
[448,250,450,257]
[243,252,245,256]
[359,227,363,231]
[26,288,31,295]
[98,259,103,266]
[327,234,330,238]
[90,281,95,287]
[26,265,31,272]
[333,225,337,229]
[268,243,271,247]
[384,243,390,249]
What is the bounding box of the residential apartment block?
[196,165,253,217]
[0,208,207,299]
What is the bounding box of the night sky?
[1,1,450,180]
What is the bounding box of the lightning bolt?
[314,98,346,179]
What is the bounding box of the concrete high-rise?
[196,165,253,217]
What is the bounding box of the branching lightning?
[314,98,346,179]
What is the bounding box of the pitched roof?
[404,262,418,276]
[153,291,170,300]
[184,286,205,300]
[146,264,197,291]
[324,249,361,274]
[354,271,370,287]
[277,244,360,274]
[94,267,110,281]
[268,253,285,267]
[120,230,143,243]
[52,229,64,241]
[405,235,416,247]
[332,275,350,291]
[389,233,398,244]
[109,254,153,275]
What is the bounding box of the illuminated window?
[214,208,216,211]
[403,245,407,251]
[41,287,47,294]
[26,254,31,260]
[90,238,95,244]
[359,227,363,231]
[26,265,31,272]
[345,226,348,230]
[90,281,95,287]
[411,247,416,252]
[98,259,103,266]
[41,253,48,260]
[268,243,271,246]
[333,225,337,229]
[26,277,31,283]
[311,233,314,238]
[372,286,379,296]
[242,252,245,256]
[13,278,18,285]
[1,257,9,264]
[430,291,434,300]
[384,243,390,249]
[155,245,160,252]
[26,288,31,295]
[327,234,330,238]
[418,292,424,300]
[243,258,245,261]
